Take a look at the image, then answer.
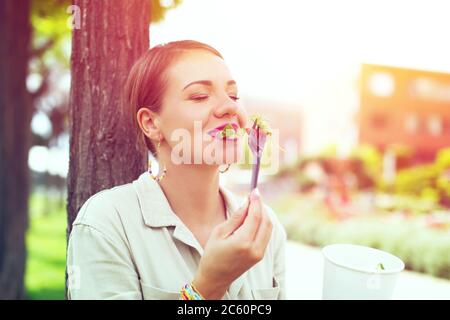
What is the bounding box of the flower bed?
[271,194,450,279]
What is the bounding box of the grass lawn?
[25,193,67,300]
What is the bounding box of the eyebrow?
[183,79,237,91]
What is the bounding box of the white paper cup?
[322,244,405,300]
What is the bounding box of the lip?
[207,122,240,140]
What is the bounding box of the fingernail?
[250,188,260,201]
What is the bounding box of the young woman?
[67,40,287,300]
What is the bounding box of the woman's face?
[157,50,249,166]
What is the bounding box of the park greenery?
[270,144,450,279]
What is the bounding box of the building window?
[427,115,443,136]
[405,114,419,134]
[410,77,450,102]
[369,72,395,97]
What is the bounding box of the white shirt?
[67,171,287,300]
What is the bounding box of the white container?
[322,244,405,300]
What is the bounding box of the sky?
[151,0,450,101]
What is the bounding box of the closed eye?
[190,95,209,102]
[189,94,240,102]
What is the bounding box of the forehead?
[166,50,234,89]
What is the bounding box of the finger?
[220,198,249,237]
[234,188,262,241]
[252,209,273,256]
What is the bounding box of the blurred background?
[2,0,450,299]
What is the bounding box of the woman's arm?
[67,194,141,300]
[67,223,142,299]
[190,189,274,300]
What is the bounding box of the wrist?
[192,273,228,300]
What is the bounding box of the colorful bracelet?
[180,283,205,300]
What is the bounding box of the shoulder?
[73,182,138,233]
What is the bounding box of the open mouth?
[207,123,242,140]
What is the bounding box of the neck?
[156,149,225,225]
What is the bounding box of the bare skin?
[136,50,273,299]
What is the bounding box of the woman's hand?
[192,188,273,300]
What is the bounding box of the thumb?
[221,198,250,236]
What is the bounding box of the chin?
[201,137,243,165]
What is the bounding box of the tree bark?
[0,0,31,300]
[67,0,149,234]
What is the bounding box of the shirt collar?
[132,171,244,229]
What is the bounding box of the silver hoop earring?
[148,139,167,182]
[219,164,231,174]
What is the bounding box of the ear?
[136,107,162,141]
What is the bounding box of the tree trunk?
[0,0,31,300]
[67,0,149,235]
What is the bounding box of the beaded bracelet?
[180,283,205,300]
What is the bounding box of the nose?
[214,95,239,121]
